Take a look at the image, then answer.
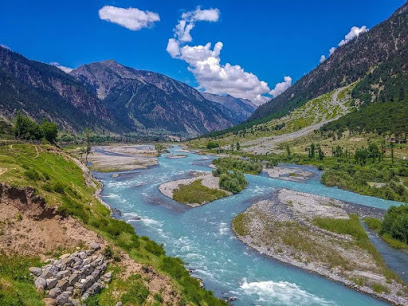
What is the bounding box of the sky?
[0,0,405,104]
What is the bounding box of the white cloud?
[270,76,292,98]
[99,6,160,31]
[175,7,220,42]
[339,26,368,46]
[167,7,290,105]
[320,55,326,63]
[324,26,369,59]
[50,62,73,73]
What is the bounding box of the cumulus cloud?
[175,7,220,42]
[270,76,292,98]
[339,26,368,46]
[99,6,160,31]
[167,7,290,104]
[50,62,73,73]
[323,26,369,61]
[320,55,326,63]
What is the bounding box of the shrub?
[219,171,247,194]
[24,169,41,181]
[380,205,408,244]
[206,141,219,149]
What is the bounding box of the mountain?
[0,46,118,132]
[70,60,237,137]
[250,2,408,123]
[201,93,257,122]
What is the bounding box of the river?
[94,146,405,305]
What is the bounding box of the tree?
[285,144,291,157]
[390,142,395,166]
[317,145,325,160]
[236,142,241,151]
[40,120,58,143]
[14,111,42,140]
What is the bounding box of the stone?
[57,270,71,279]
[55,293,69,305]
[61,257,74,267]
[68,272,79,285]
[79,252,87,259]
[46,278,58,289]
[116,302,123,306]
[43,298,56,306]
[60,253,71,260]
[48,287,61,299]
[35,277,46,290]
[29,267,43,276]
[40,270,54,279]
[66,286,74,292]
[56,279,69,291]
[90,242,100,251]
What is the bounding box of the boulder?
[35,277,46,290]
[90,242,100,251]
[29,267,43,277]
[48,287,61,299]
[56,279,69,291]
[55,293,69,305]
[56,270,71,279]
[40,270,54,279]
[68,272,79,285]
[43,298,56,306]
[46,278,58,289]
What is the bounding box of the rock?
[29,267,43,276]
[60,253,71,260]
[35,277,46,290]
[90,242,100,251]
[79,252,87,259]
[43,298,56,306]
[55,293,69,305]
[56,279,69,291]
[68,272,79,285]
[56,270,71,279]
[116,302,123,306]
[46,278,58,289]
[40,270,54,279]
[48,287,61,299]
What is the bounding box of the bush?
[380,205,408,244]
[144,240,165,256]
[24,169,41,181]
[219,171,247,194]
[213,157,262,174]
[206,141,220,149]
[173,179,227,204]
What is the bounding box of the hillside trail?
[241,88,347,154]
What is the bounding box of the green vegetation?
[212,157,262,175]
[232,213,249,236]
[313,214,399,283]
[380,205,408,245]
[14,112,58,143]
[0,144,226,305]
[0,255,43,305]
[173,180,228,205]
[321,102,408,136]
[218,171,247,194]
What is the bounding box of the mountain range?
[0,47,256,138]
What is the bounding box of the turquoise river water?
[94,146,405,306]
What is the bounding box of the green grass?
[0,144,227,305]
[364,217,382,231]
[314,214,400,282]
[0,255,44,305]
[232,213,249,236]
[173,180,227,205]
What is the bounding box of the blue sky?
[0,0,405,103]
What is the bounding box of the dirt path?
[242,87,349,154]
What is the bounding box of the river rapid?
[94,146,405,306]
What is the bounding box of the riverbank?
[232,188,408,305]
[0,144,227,305]
[263,166,314,182]
[86,145,158,172]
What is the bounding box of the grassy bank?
[0,144,226,305]
[173,179,227,205]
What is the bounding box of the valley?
[1,1,408,305]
